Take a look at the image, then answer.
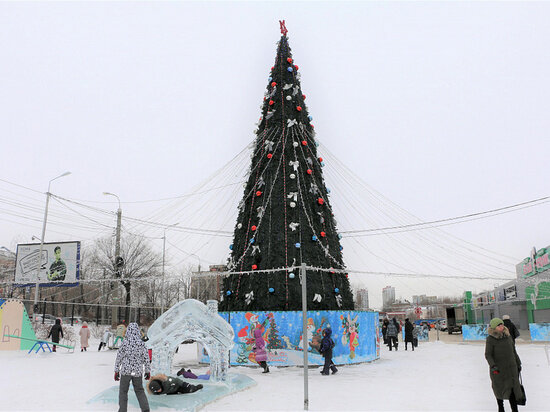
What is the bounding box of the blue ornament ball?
[295,242,301,248]
[312,235,318,241]
[320,161,325,167]
[334,288,340,293]
[229,244,233,250]
[308,116,313,121]
[268,77,272,81]
[338,233,342,239]
[327,188,331,194]
[289,273,295,279]
[226,290,232,296]
[250,238,255,244]
[340,245,343,251]
[269,287,275,293]
[287,67,293,72]
[315,141,319,147]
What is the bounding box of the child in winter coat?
[98,328,112,351]
[47,318,63,352]
[147,374,203,395]
[79,321,91,352]
[319,327,338,375]
[253,327,269,373]
[114,322,151,412]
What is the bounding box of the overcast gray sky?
[1,1,549,308]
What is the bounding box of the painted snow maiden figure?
[253,327,269,373]
[113,321,127,347]
[47,318,63,352]
[485,318,524,412]
[79,321,91,352]
[386,318,398,351]
[147,374,203,395]
[404,318,414,351]
[319,327,338,375]
[114,322,151,412]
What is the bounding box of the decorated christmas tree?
[267,314,283,350]
[220,21,354,312]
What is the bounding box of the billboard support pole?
[33,172,71,322]
[300,262,308,410]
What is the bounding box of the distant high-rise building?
[355,288,369,310]
[382,286,395,309]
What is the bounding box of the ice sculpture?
[146,299,234,382]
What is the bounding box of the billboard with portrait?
[15,241,80,286]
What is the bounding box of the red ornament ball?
[271,66,274,70]
[269,100,275,106]
[256,191,262,197]
[296,106,302,111]
[287,57,293,63]
[318,157,323,162]
[251,225,257,231]
[301,140,307,146]
[267,153,273,159]
[271,81,277,87]
[307,169,312,175]
[311,124,315,128]
[318,198,324,205]
[252,264,258,270]
[294,65,299,71]
[302,94,306,100]
[320,231,326,237]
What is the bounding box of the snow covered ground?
[1,336,549,411]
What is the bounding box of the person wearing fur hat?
[485,317,523,412]
[114,322,151,412]
[253,327,269,373]
[147,374,203,395]
[502,315,520,343]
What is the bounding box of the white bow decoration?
[289,222,299,231]
[256,206,265,219]
[252,245,261,255]
[265,111,275,120]
[245,291,255,305]
[287,192,298,202]
[257,176,265,188]
[283,83,293,90]
[264,140,274,151]
[313,294,322,303]
[268,87,276,98]
[335,295,343,307]
[292,85,300,96]
[289,160,299,172]
[310,183,319,194]
[306,157,313,166]
[287,119,297,127]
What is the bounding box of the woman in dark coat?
[47,318,63,352]
[381,318,389,345]
[485,318,523,412]
[404,318,414,351]
[319,327,338,375]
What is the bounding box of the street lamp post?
[161,223,179,313]
[33,171,71,322]
[103,192,122,324]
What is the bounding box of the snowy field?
[1,336,549,411]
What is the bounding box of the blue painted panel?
[529,323,550,341]
[212,310,380,366]
[462,324,488,340]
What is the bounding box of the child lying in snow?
[147,374,203,395]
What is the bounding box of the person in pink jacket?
[79,321,91,352]
[253,327,269,373]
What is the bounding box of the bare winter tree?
[89,234,163,322]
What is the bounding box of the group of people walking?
[382,317,418,351]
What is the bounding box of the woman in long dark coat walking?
[485,318,523,412]
[47,318,63,352]
[404,318,414,351]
